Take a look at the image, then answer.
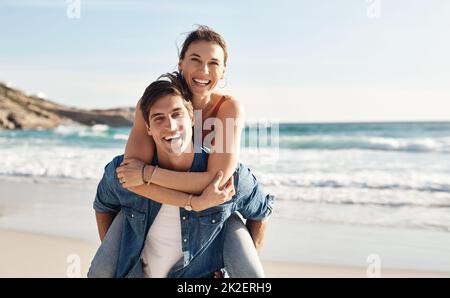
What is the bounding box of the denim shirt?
[93,149,274,278]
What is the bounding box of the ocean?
[1,122,449,232]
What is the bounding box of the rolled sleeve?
[93,155,124,214]
[233,164,275,221]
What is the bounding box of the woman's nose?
[200,63,209,75]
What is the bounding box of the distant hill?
[0,82,135,129]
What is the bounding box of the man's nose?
[168,117,178,131]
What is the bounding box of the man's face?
[147,94,193,155]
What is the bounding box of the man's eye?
[153,117,163,122]
[210,62,219,66]
[173,112,183,118]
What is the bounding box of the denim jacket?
[93,149,274,278]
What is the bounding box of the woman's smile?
[192,78,211,86]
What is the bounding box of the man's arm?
[246,219,268,253]
[95,211,116,242]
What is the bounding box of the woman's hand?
[191,171,235,212]
[116,158,147,188]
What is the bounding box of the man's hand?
[116,158,146,188]
[191,171,235,212]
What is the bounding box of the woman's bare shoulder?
[215,93,244,118]
[213,92,237,102]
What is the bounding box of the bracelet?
[141,164,147,184]
[147,165,158,185]
[184,194,193,211]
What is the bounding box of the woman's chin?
[191,88,213,99]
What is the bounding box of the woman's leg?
[87,210,124,278]
[223,212,265,278]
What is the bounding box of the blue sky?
[1,0,449,122]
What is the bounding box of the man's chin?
[167,142,189,155]
[158,137,192,155]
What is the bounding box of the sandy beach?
[1,228,449,278]
[1,179,450,278]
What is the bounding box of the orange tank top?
[202,96,228,143]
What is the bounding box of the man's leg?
[87,210,124,278]
[223,212,265,278]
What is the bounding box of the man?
[89,73,274,278]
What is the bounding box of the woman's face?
[178,40,226,100]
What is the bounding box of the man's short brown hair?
[140,72,193,126]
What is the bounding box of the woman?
[119,26,243,203]
[102,26,269,277]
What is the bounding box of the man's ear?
[145,123,152,136]
[178,60,182,72]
